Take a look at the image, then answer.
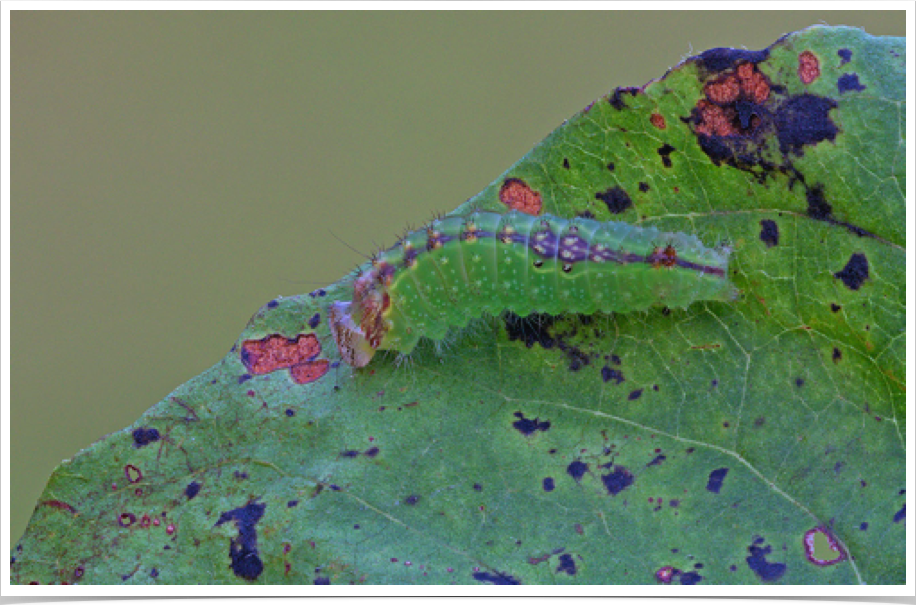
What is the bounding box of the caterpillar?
[329,210,736,367]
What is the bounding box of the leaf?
[11,25,905,585]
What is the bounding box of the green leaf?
[11,25,905,585]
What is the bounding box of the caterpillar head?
[329,267,392,367]
[328,301,376,368]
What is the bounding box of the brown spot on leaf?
[687,50,842,179]
[241,334,321,375]
[693,62,771,141]
[289,359,330,384]
[704,61,770,106]
[736,62,770,104]
[704,74,740,104]
[41,500,77,514]
[798,51,820,84]
[693,100,740,137]
[499,178,542,215]
[650,113,667,129]
[241,334,329,384]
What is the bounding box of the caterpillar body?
[329,210,736,367]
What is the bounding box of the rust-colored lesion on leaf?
[290,359,330,384]
[797,50,820,84]
[39,500,77,514]
[240,334,329,384]
[695,62,772,138]
[498,177,542,215]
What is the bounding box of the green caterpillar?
[329,210,736,367]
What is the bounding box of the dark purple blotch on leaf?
[837,73,866,94]
[185,481,201,500]
[472,571,521,585]
[595,186,633,215]
[706,468,729,494]
[834,253,869,290]
[556,553,577,575]
[759,219,779,247]
[601,465,634,496]
[512,411,551,436]
[696,47,769,73]
[601,366,625,384]
[567,460,589,482]
[215,501,266,581]
[746,543,786,582]
[775,94,838,156]
[132,427,160,448]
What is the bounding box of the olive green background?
[10,11,905,545]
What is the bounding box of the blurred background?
[10,11,905,544]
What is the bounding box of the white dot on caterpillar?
[560,250,574,261]
[562,236,579,246]
[534,232,548,242]
[533,244,546,255]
